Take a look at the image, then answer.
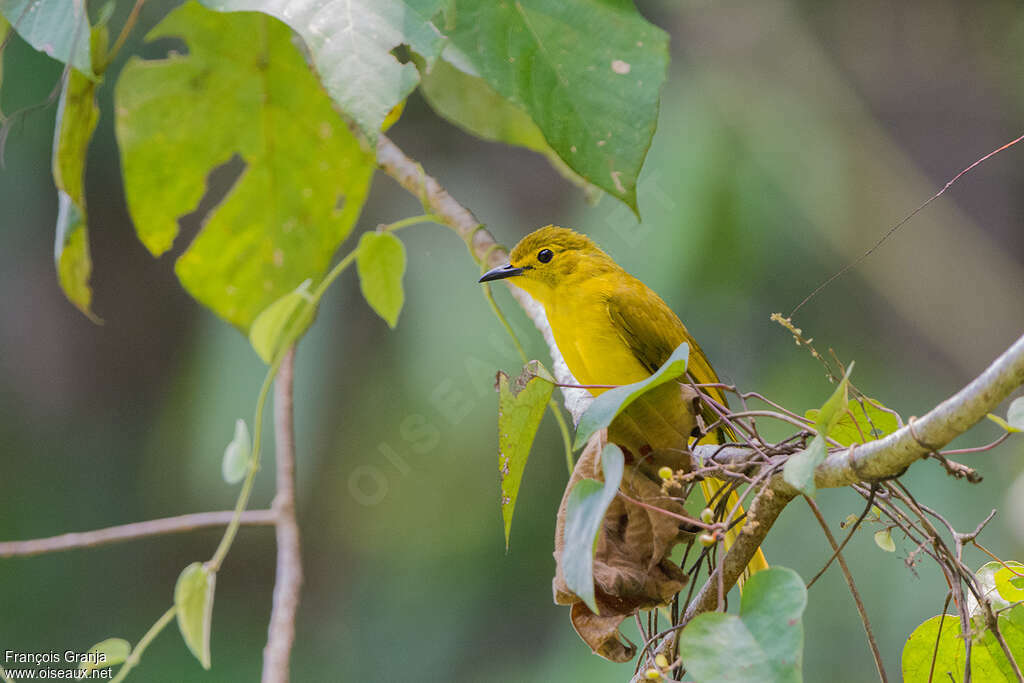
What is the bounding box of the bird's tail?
[699,477,769,588]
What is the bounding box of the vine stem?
[804,496,888,683]
[110,606,177,683]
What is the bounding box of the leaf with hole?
[221,419,251,485]
[678,567,807,683]
[78,638,130,673]
[574,343,689,449]
[200,0,445,140]
[497,361,555,550]
[175,562,215,670]
[115,2,374,329]
[562,444,624,613]
[356,232,406,328]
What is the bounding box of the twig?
[806,485,877,588]
[0,510,277,558]
[262,348,303,683]
[805,496,888,683]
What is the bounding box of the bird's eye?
[537,249,554,263]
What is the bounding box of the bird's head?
[478,225,615,303]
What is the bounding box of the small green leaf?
[221,418,251,484]
[995,565,1024,603]
[990,397,1024,433]
[782,435,826,498]
[356,231,406,328]
[1008,398,1024,430]
[52,67,100,321]
[814,363,853,437]
[248,279,314,364]
[574,343,689,449]
[497,361,555,549]
[0,0,94,77]
[973,561,1024,615]
[174,562,215,670]
[562,444,624,614]
[78,638,130,673]
[873,528,895,552]
[678,567,807,683]
[806,395,899,446]
[988,413,1023,433]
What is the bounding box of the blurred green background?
[1,0,1023,681]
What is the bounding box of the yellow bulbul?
[480,225,768,579]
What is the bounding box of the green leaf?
[990,397,1024,433]
[562,444,624,613]
[784,365,854,496]
[200,0,445,140]
[115,2,374,330]
[679,567,807,683]
[52,66,99,321]
[248,279,314,364]
[497,361,555,549]
[806,396,899,446]
[174,562,215,670]
[0,0,93,77]
[873,528,895,552]
[973,561,1024,615]
[782,435,825,498]
[574,343,689,449]
[0,15,9,101]
[356,232,406,328]
[444,0,669,213]
[221,418,251,484]
[79,638,130,673]
[902,613,1024,682]
[418,52,597,199]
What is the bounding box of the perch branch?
[262,347,303,683]
[0,509,277,558]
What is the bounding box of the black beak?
[479,263,525,283]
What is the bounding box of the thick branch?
[262,348,303,683]
[687,333,1024,618]
[375,134,591,421]
[0,510,277,558]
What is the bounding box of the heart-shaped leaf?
[356,231,406,328]
[679,567,807,683]
[497,361,554,549]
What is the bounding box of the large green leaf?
[418,52,597,198]
[356,231,406,328]
[806,395,899,446]
[201,0,445,140]
[679,567,807,683]
[443,0,669,212]
[52,65,99,321]
[174,562,215,670]
[562,443,624,613]
[115,2,374,329]
[574,343,688,449]
[497,360,555,549]
[902,613,1024,682]
[0,0,93,77]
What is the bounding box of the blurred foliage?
[0,0,1022,681]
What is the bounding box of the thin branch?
[262,347,303,683]
[0,509,277,558]
[806,485,877,588]
[805,496,888,683]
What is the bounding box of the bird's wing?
[605,279,726,406]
